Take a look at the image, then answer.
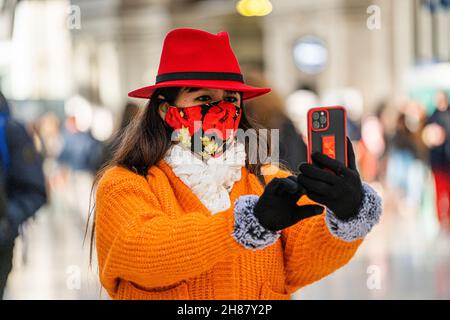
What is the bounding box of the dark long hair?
[86,87,271,263]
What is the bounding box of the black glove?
[254,176,324,232]
[298,137,363,221]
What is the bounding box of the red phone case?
[307,106,348,167]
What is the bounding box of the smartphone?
[307,106,348,167]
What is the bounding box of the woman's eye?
[196,95,211,102]
[225,96,238,103]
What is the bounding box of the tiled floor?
[3,181,450,300]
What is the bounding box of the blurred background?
[1,0,450,299]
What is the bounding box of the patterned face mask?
[164,100,242,159]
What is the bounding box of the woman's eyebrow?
[225,90,239,95]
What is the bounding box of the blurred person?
[357,101,399,183]
[36,112,64,192]
[373,100,404,181]
[58,114,103,174]
[0,91,46,299]
[423,91,450,231]
[90,28,382,300]
[58,111,103,225]
[38,112,63,160]
[242,69,307,172]
[36,112,71,220]
[370,102,390,178]
[386,100,428,209]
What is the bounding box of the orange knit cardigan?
[95,160,363,300]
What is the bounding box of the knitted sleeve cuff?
[232,195,280,250]
[325,182,382,243]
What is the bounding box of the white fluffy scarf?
[164,142,246,214]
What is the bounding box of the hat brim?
[128,80,271,101]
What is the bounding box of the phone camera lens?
[312,112,320,120]
[312,121,320,129]
[319,115,326,124]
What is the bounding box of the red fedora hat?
[128,28,271,101]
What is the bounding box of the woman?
[94,28,382,300]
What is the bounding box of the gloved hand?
[298,137,363,221]
[254,176,324,232]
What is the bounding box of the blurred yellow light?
[236,0,252,16]
[257,1,272,16]
[236,0,272,17]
